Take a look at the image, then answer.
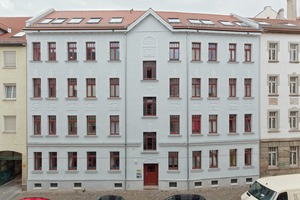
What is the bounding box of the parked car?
[96,195,125,200]
[164,194,206,200]
[20,198,50,200]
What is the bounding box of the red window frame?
[86,42,96,61]
[192,115,201,134]
[34,152,42,170]
[209,150,218,168]
[33,42,41,61]
[110,151,120,170]
[229,149,237,167]
[48,115,56,135]
[68,152,77,170]
[110,42,120,61]
[208,43,217,61]
[143,61,156,80]
[245,148,252,166]
[192,42,201,61]
[49,152,57,170]
[244,78,252,97]
[68,78,77,98]
[168,152,178,170]
[33,78,41,98]
[229,78,236,97]
[244,114,252,132]
[48,42,56,61]
[170,78,180,98]
[143,132,156,150]
[33,115,41,135]
[170,115,180,134]
[169,42,180,60]
[48,78,56,98]
[87,152,96,170]
[229,43,236,62]
[87,116,96,135]
[192,78,201,98]
[244,44,252,62]
[209,115,218,133]
[86,78,96,98]
[209,78,217,97]
[110,115,119,135]
[229,114,237,133]
[143,97,156,116]
[67,42,77,61]
[110,78,119,97]
[192,151,201,169]
[68,115,77,135]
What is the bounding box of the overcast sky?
[0,0,297,18]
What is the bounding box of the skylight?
[200,20,215,25]
[40,18,54,24]
[168,18,181,23]
[234,21,249,27]
[258,21,270,25]
[13,32,25,37]
[68,18,83,24]
[109,17,123,23]
[87,18,101,24]
[51,18,67,24]
[219,21,234,26]
[284,23,297,27]
[188,19,201,25]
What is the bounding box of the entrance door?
[144,164,158,186]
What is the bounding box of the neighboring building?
[0,17,30,189]
[255,6,281,19]
[24,8,260,190]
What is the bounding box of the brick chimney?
[287,0,297,20]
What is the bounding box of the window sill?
[243,97,254,100]
[289,94,300,97]
[84,60,97,63]
[65,170,79,174]
[30,135,43,137]
[268,94,279,97]
[167,170,180,174]
[208,168,220,172]
[227,97,239,100]
[3,66,16,69]
[2,131,16,134]
[65,135,79,137]
[243,61,254,64]
[141,151,159,154]
[243,132,254,135]
[190,133,203,136]
[31,97,43,100]
[107,97,121,100]
[45,60,58,63]
[207,97,219,100]
[208,133,220,136]
[65,60,79,63]
[268,166,279,170]
[46,97,58,100]
[243,165,254,169]
[289,129,300,133]
[107,134,121,137]
[227,133,239,135]
[190,97,203,100]
[207,61,219,63]
[168,97,181,100]
[45,135,58,137]
[30,60,43,63]
[168,60,181,63]
[142,116,158,119]
[85,170,98,173]
[289,61,299,64]
[168,134,182,137]
[228,167,239,170]
[108,170,121,174]
[191,169,203,173]
[267,130,280,133]
[141,79,158,82]
[108,60,121,62]
[3,98,16,101]
[85,134,97,137]
[227,61,239,64]
[65,97,78,100]
[190,60,203,63]
[85,97,97,100]
[47,170,59,174]
[268,60,279,63]
[32,170,43,174]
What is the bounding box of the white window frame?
[290,146,298,166]
[289,109,299,130]
[289,42,299,62]
[4,84,16,99]
[289,75,299,95]
[267,75,279,96]
[268,110,279,131]
[268,42,279,62]
[268,147,277,167]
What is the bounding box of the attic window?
[258,21,270,25]
[87,18,101,24]
[188,19,201,25]
[13,32,25,37]
[68,18,83,24]
[284,23,297,27]
[109,17,123,23]
[219,21,234,26]
[40,18,54,24]
[168,18,181,24]
[51,18,66,24]
[200,20,215,25]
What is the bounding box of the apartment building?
[24,8,260,190]
[0,17,29,189]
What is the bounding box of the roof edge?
[26,8,55,27]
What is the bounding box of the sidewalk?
[0,174,22,200]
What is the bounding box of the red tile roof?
[251,18,300,33]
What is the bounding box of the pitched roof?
[0,17,31,45]
[251,18,300,33]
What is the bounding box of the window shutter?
[4,51,16,67]
[4,116,16,132]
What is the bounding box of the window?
[209,150,218,168]
[48,78,56,98]
[143,97,156,116]
[86,78,96,98]
[34,152,42,170]
[87,18,101,24]
[33,78,41,98]
[229,114,237,133]
[87,116,96,135]
[110,115,119,135]
[244,44,252,62]
[229,149,237,167]
[277,192,288,200]
[289,111,298,130]
[68,78,77,98]
[33,42,41,61]
[244,148,252,166]
[192,151,201,169]
[244,79,252,97]
[68,18,83,24]
[168,152,178,170]
[268,42,278,62]
[229,43,236,62]
[208,78,217,97]
[48,115,56,135]
[268,76,278,95]
[110,42,120,61]
[268,111,279,131]
[109,17,123,23]
[67,42,77,61]
[143,61,156,80]
[192,115,201,134]
[168,18,181,23]
[48,42,56,61]
[290,146,298,166]
[5,84,16,99]
[192,42,201,61]
[289,43,298,62]
[33,115,41,135]
[192,78,201,98]
[289,76,299,95]
[268,147,277,167]
[244,114,252,132]
[169,78,180,98]
[209,115,218,134]
[3,51,16,67]
[110,78,119,97]
[110,152,119,170]
[169,42,179,60]
[86,42,96,61]
[68,116,77,135]
[170,115,180,134]
[49,152,57,170]
[87,152,96,170]
[68,152,77,170]
[208,43,217,61]
[4,116,16,132]
[143,132,156,150]
[229,78,236,97]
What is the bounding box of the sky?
[0,0,296,18]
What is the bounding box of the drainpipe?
[124,32,128,190]
[186,33,190,190]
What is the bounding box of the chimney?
[287,0,297,20]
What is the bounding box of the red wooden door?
[144,164,158,186]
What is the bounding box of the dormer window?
[168,18,181,24]
[188,19,201,25]
[40,18,54,24]
[68,18,83,24]
[87,18,101,24]
[109,17,123,24]
[52,18,67,24]
[200,20,214,25]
